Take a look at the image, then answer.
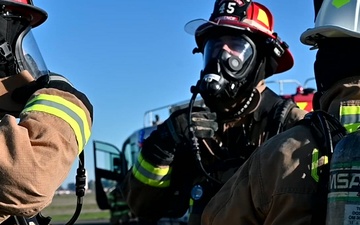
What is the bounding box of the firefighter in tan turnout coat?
[0,0,92,222]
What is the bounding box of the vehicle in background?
[266,77,316,112]
[93,99,204,225]
[93,78,316,225]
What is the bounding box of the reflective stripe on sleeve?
[132,153,171,187]
[311,148,328,182]
[340,105,360,133]
[189,198,194,213]
[21,94,91,154]
[311,148,320,182]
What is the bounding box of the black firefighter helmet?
[0,0,48,78]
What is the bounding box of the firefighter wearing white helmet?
[0,0,93,223]
[121,1,308,225]
[198,0,360,224]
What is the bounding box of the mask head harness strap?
[0,6,30,77]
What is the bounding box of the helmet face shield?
[203,35,255,80]
[15,27,48,79]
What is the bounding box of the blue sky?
[32,1,317,186]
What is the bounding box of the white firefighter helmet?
[301,0,360,46]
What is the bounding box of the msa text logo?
[329,169,360,191]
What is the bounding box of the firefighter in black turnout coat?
[121,1,308,225]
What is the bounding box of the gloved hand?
[158,106,218,145]
[11,72,93,122]
[141,106,217,165]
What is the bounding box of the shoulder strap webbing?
[266,98,297,140]
[254,88,297,141]
[297,111,346,156]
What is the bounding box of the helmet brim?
[1,1,47,27]
[185,19,261,36]
[300,25,360,46]
[184,19,294,74]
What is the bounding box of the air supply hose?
[188,86,222,185]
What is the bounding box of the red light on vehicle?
[296,86,304,94]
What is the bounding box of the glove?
[141,106,218,165]
[11,72,93,122]
[158,106,218,144]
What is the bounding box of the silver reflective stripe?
[49,75,74,87]
[25,99,86,145]
[340,114,360,124]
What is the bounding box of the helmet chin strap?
[0,16,15,77]
[0,14,29,77]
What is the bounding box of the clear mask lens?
[15,28,48,79]
[203,36,254,79]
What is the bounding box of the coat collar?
[319,76,360,119]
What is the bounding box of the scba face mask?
[198,35,257,113]
[203,35,255,81]
[15,27,48,79]
[0,10,48,78]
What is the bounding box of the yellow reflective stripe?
[340,106,360,133]
[343,123,360,133]
[340,105,360,115]
[132,153,171,187]
[137,153,170,176]
[311,149,320,182]
[311,148,328,182]
[189,198,194,213]
[21,94,91,154]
